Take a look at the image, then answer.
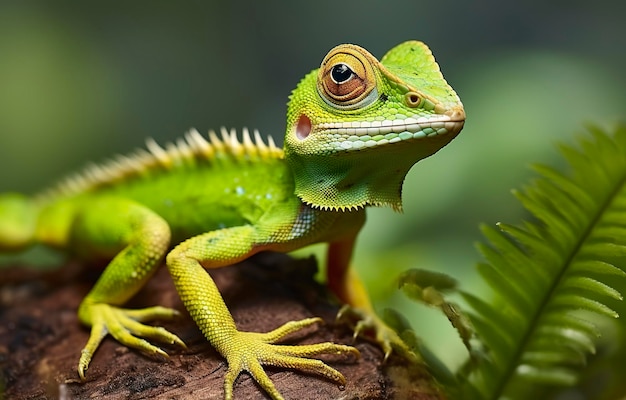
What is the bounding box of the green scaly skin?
[0,41,464,399]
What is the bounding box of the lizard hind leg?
[71,197,185,379]
[0,193,37,251]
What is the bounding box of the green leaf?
[572,259,626,278]
[561,276,623,301]
[458,125,626,399]
[514,364,577,386]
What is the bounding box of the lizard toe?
[77,303,185,379]
[219,319,358,400]
[337,305,420,363]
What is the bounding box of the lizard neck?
[286,147,410,212]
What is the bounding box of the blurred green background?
[1,0,625,378]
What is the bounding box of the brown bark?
[0,253,443,399]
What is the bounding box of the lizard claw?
[77,303,186,379]
[337,305,420,364]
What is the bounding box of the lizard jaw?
[308,110,465,153]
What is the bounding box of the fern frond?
[460,125,626,399]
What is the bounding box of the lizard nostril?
[295,114,311,140]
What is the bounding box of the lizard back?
[36,127,284,203]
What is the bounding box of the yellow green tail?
[0,193,37,251]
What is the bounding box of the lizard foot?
[220,317,359,400]
[77,303,186,379]
[337,305,419,363]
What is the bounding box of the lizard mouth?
[301,109,465,152]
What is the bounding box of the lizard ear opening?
[295,114,311,140]
[317,45,378,110]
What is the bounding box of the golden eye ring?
[404,91,421,108]
[317,46,378,110]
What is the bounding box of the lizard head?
[284,41,465,211]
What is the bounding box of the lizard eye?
[317,46,377,110]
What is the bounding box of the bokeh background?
[1,0,625,385]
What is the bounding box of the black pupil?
[331,64,353,83]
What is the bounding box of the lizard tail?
[0,193,38,252]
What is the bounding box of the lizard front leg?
[327,236,417,362]
[71,197,185,379]
[166,225,358,400]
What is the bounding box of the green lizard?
[0,41,464,399]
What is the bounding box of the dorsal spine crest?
[37,128,283,202]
